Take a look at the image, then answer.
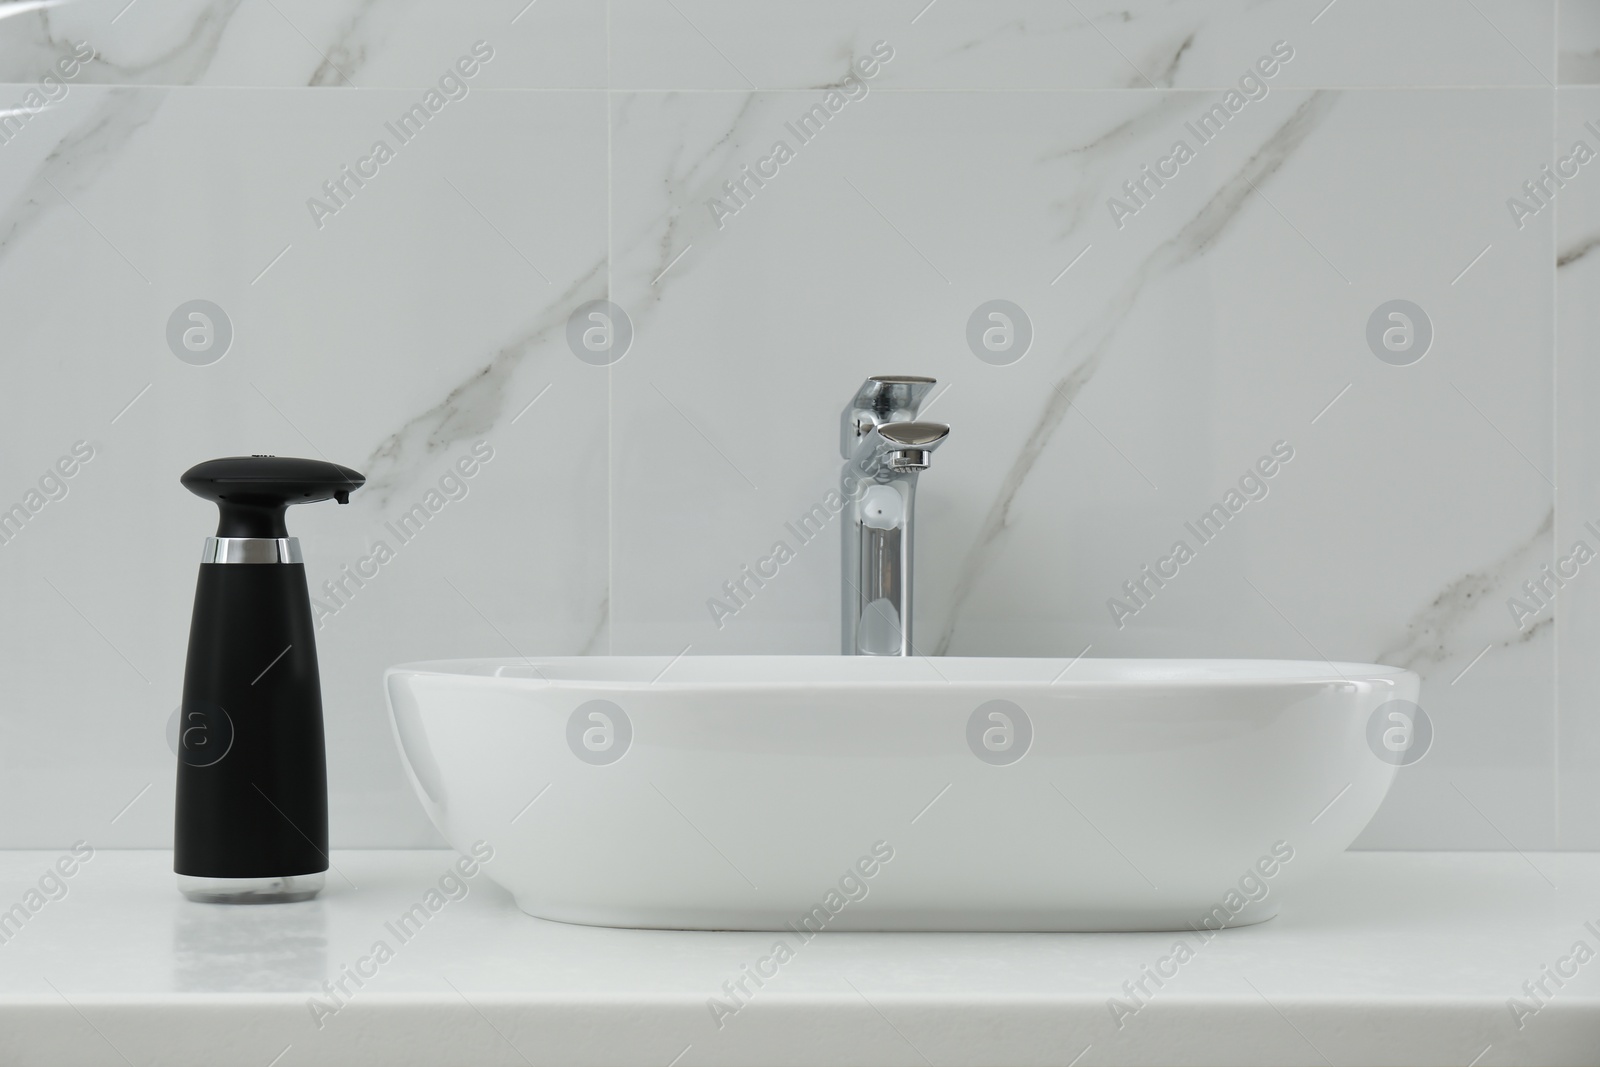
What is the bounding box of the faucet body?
[840,377,949,656]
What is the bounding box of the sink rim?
[386,654,1416,691]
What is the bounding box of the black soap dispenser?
[174,455,364,904]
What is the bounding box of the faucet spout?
[840,381,948,656]
[849,420,950,475]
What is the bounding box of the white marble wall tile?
[0,2,1577,853]
[0,0,605,88]
[606,84,1555,848]
[1560,0,1600,84]
[609,0,1554,91]
[1557,88,1600,848]
[0,85,609,848]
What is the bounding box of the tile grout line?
[608,0,614,659]
[0,84,1572,93]
[1550,3,1560,846]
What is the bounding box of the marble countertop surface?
[2,849,1597,1066]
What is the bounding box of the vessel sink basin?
[385,656,1417,932]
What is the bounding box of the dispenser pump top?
[182,456,366,538]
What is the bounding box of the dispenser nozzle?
[183,456,366,538]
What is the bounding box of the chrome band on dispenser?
[201,537,303,564]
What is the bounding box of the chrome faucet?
[840,376,950,656]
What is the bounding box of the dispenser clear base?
[178,872,324,904]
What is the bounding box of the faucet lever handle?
[841,375,937,458]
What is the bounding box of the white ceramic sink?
[385,656,1418,932]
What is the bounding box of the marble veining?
[303,0,395,88]
[0,0,243,86]
[0,87,165,262]
[622,90,763,299]
[926,5,1206,90]
[579,594,610,656]
[934,91,1338,655]
[1375,508,1553,672]
[1558,232,1600,268]
[1146,31,1197,87]
[1040,92,1193,241]
[357,258,605,506]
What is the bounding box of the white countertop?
[2,850,1598,1066]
